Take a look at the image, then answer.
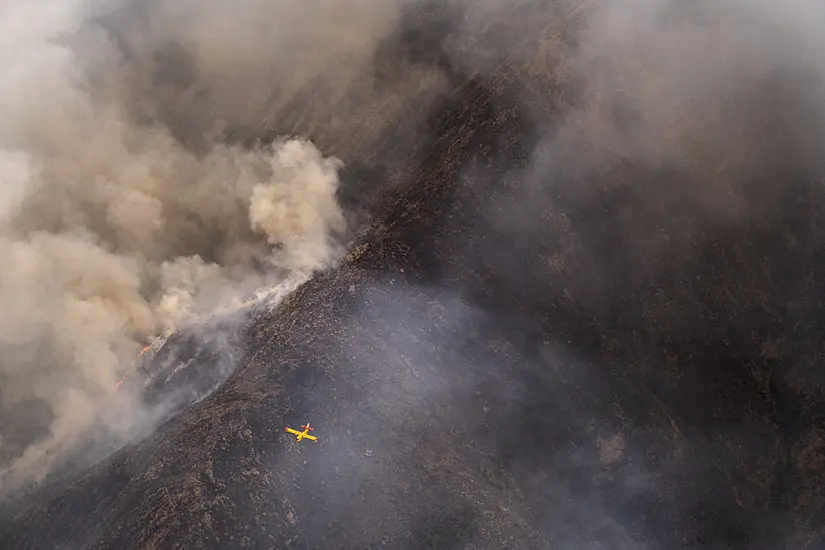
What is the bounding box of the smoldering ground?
[265,0,825,546]
[3,0,825,547]
[239,0,825,543]
[414,0,825,547]
[266,280,650,548]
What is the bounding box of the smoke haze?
[0,0,379,491]
[3,1,825,545]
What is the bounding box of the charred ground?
[3,2,825,549]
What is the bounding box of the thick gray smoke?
[0,0,408,490]
[254,0,825,546]
[4,0,825,543]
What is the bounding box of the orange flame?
[115,343,155,390]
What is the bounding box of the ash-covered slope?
[4,1,825,549]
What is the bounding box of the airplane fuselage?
[285,423,318,442]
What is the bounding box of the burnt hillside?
[3,1,825,549]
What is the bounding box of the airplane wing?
[304,434,318,441]
[285,428,302,436]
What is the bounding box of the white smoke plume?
[0,0,375,491]
[5,0,825,530]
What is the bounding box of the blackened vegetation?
[138,318,246,415]
[4,4,825,550]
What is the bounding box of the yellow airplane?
[285,423,317,442]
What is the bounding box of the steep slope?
[4,1,825,549]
